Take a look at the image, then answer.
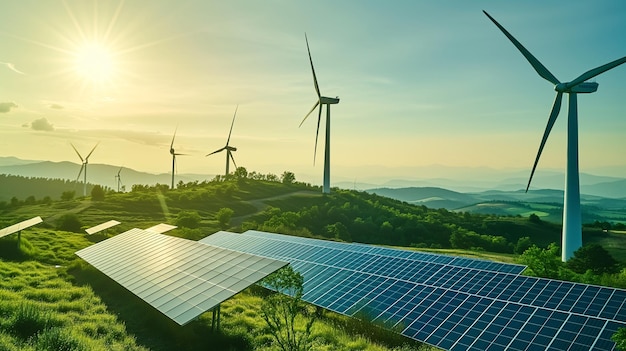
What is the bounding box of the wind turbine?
[115,167,123,192]
[169,127,186,189]
[71,142,99,197]
[299,33,339,194]
[207,106,238,177]
[484,11,626,261]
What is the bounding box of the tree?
[281,171,296,185]
[528,213,542,224]
[176,210,202,229]
[566,244,620,275]
[56,214,82,233]
[613,327,626,350]
[61,191,75,201]
[261,266,315,351]
[216,207,234,228]
[514,236,533,254]
[517,243,562,279]
[234,167,248,179]
[91,185,105,201]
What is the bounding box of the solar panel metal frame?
[76,228,288,325]
[85,220,121,235]
[0,216,43,239]
[144,223,177,234]
[199,230,626,351]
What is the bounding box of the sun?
[73,42,115,85]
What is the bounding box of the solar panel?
[0,216,43,239]
[85,220,121,235]
[144,223,177,234]
[76,228,287,325]
[199,230,626,351]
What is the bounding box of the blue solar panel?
[200,231,626,351]
[240,230,526,275]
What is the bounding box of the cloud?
[0,102,18,113]
[49,103,64,109]
[0,61,24,74]
[30,118,55,131]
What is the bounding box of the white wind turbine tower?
[300,33,339,194]
[115,167,123,192]
[169,127,186,189]
[71,142,99,197]
[484,11,626,261]
[207,106,238,177]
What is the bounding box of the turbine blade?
[313,103,322,165]
[483,11,560,86]
[226,105,238,146]
[76,164,85,182]
[85,142,99,160]
[305,33,321,98]
[70,143,84,162]
[206,147,226,156]
[171,126,178,149]
[527,92,563,192]
[568,55,626,88]
[229,151,237,170]
[299,101,320,127]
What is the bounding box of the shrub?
[56,214,82,233]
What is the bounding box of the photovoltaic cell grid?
[76,228,287,325]
[0,216,43,239]
[144,223,177,234]
[199,230,626,351]
[241,230,526,275]
[85,220,121,235]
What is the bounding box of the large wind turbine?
[115,167,123,192]
[169,128,186,189]
[484,11,626,261]
[207,106,238,177]
[71,142,99,197]
[300,33,339,194]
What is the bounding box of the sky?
[1,1,626,186]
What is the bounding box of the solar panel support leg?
[211,308,217,332]
[17,230,21,250]
[217,304,221,331]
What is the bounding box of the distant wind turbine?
[299,33,339,194]
[207,106,238,177]
[71,142,99,197]
[484,11,626,261]
[169,127,186,189]
[115,167,123,192]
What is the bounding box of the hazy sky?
[1,1,626,184]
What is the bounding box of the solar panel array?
[0,216,43,239]
[145,223,177,234]
[76,228,287,325]
[199,230,626,351]
[85,220,121,235]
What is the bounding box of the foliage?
[61,191,75,201]
[566,244,620,275]
[528,213,541,224]
[260,266,315,351]
[175,210,202,229]
[281,171,296,185]
[514,236,533,254]
[216,207,235,228]
[56,214,83,233]
[234,167,248,179]
[517,243,563,279]
[90,185,105,201]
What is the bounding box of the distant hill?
[366,186,626,224]
[0,160,215,193]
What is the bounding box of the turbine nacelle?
[320,96,340,104]
[556,81,598,94]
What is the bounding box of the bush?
[56,214,83,233]
[566,244,620,275]
[216,208,235,228]
[175,210,202,229]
